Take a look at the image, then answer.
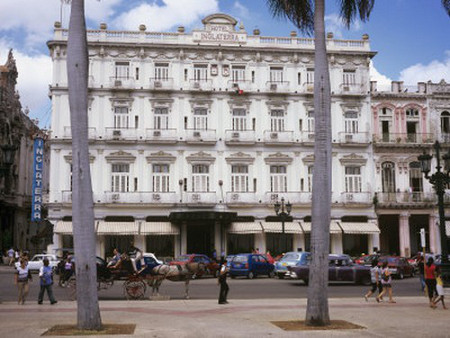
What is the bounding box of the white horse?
[144,262,206,299]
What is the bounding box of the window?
[69,164,73,191]
[111,164,130,192]
[345,166,361,193]
[406,108,419,117]
[441,111,450,136]
[192,164,209,192]
[232,66,245,82]
[307,110,314,132]
[270,67,283,82]
[270,109,285,132]
[306,68,314,84]
[152,164,170,192]
[193,108,208,130]
[307,166,313,192]
[343,70,356,85]
[344,111,358,134]
[115,62,130,79]
[381,162,396,193]
[154,63,169,80]
[270,165,287,192]
[231,165,249,192]
[232,109,247,131]
[193,65,208,81]
[409,162,423,193]
[154,107,168,130]
[114,106,129,129]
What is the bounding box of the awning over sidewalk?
[53,221,73,234]
[96,221,139,235]
[301,220,342,234]
[228,222,263,234]
[140,222,179,235]
[260,222,303,234]
[340,221,380,234]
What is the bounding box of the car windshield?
[176,255,190,262]
[281,253,301,261]
[233,255,248,263]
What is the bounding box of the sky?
[0,0,449,129]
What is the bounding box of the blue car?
[274,252,310,279]
[229,253,274,279]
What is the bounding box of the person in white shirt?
[14,259,32,304]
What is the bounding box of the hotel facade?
[46,13,450,260]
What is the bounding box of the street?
[0,266,424,302]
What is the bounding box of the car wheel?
[278,274,285,279]
[268,271,275,278]
[248,271,254,279]
[303,278,309,286]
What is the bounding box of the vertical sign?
[31,137,44,222]
[420,228,426,248]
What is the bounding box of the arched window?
[381,162,396,193]
[441,111,450,138]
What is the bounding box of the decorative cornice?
[64,153,95,163]
[146,151,176,163]
[105,150,136,163]
[302,154,315,164]
[264,152,293,164]
[186,151,216,164]
[339,153,367,166]
[225,152,255,164]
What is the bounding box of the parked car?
[170,254,219,277]
[16,254,60,272]
[274,252,310,279]
[287,254,371,285]
[408,253,435,272]
[378,256,414,279]
[229,253,275,279]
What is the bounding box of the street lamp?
[0,144,17,177]
[274,197,292,252]
[418,140,450,285]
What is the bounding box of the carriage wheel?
[124,279,146,300]
[66,277,77,301]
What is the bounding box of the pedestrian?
[217,258,229,305]
[377,261,395,303]
[265,250,275,264]
[433,268,447,309]
[364,259,379,301]
[418,255,425,292]
[7,247,14,266]
[107,248,121,268]
[424,257,437,308]
[38,258,57,305]
[14,259,32,304]
[377,262,384,300]
[14,248,20,264]
[62,256,74,284]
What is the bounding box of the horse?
[144,262,206,299]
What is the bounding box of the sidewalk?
[0,296,449,337]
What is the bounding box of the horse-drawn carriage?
[62,254,206,300]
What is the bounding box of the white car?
[15,254,60,272]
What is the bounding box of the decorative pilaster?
[180,222,187,255]
[399,212,411,257]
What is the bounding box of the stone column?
[429,214,438,254]
[293,233,305,252]
[399,212,411,257]
[330,233,343,254]
[174,234,181,257]
[369,233,380,254]
[180,222,187,255]
[254,232,266,254]
[214,222,221,256]
[97,235,105,259]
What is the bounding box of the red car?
[379,256,414,279]
[169,254,220,278]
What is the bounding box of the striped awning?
[340,221,380,234]
[96,221,139,235]
[140,222,179,235]
[260,222,303,234]
[228,222,263,234]
[301,221,342,234]
[53,221,73,234]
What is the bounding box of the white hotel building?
[46,13,420,259]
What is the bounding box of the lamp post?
[274,197,292,252]
[0,144,17,176]
[418,140,450,285]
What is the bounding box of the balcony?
[104,191,177,204]
[145,128,178,144]
[185,129,216,144]
[104,127,139,141]
[149,78,173,90]
[373,133,435,146]
[59,126,97,140]
[61,191,72,203]
[337,132,370,145]
[439,133,450,143]
[184,191,217,205]
[340,192,372,204]
[302,82,314,93]
[300,131,315,143]
[226,192,258,205]
[224,130,256,144]
[109,76,135,89]
[266,81,290,92]
[376,192,437,206]
[189,79,213,91]
[227,80,253,92]
[339,83,364,94]
[264,192,311,205]
[263,130,294,145]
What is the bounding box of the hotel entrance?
[187,222,214,255]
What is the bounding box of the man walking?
[217,258,229,305]
[7,247,14,266]
[38,258,57,305]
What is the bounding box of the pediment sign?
[64,153,95,164]
[339,153,367,165]
[264,152,293,164]
[146,151,176,163]
[186,151,216,164]
[105,150,136,163]
[225,152,255,164]
[193,14,247,44]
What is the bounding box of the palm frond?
[266,0,314,36]
[339,0,374,28]
[442,0,450,16]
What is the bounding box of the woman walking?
[424,257,437,308]
[433,268,447,309]
[364,259,379,301]
[377,261,395,303]
[14,259,32,304]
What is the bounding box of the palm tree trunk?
[305,0,331,326]
[67,0,102,330]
